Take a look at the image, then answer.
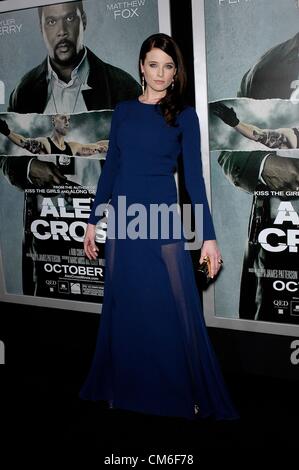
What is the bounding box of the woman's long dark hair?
[139,33,187,126]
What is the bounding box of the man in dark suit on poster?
[2,0,141,189]
[8,1,140,113]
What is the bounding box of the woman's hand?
[200,239,223,279]
[84,223,99,260]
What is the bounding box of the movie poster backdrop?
[193,0,299,335]
[0,0,169,312]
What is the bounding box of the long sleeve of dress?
[179,107,216,241]
[88,104,121,225]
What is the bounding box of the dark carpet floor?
[1,369,298,465]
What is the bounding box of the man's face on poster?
[40,3,86,67]
[52,114,71,135]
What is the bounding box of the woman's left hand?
[200,239,223,279]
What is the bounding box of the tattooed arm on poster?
[0,117,109,157]
[211,102,296,149]
[0,118,48,154]
[68,140,109,157]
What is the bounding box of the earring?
[171,79,174,90]
[142,75,145,95]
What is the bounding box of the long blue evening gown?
[79,99,239,421]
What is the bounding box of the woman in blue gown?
[80,33,239,421]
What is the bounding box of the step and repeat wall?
[193,0,299,337]
[2,0,299,345]
[0,0,170,313]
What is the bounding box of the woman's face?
[140,47,176,95]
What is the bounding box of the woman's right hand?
[84,223,99,260]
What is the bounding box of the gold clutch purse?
[197,256,212,288]
[197,255,223,288]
